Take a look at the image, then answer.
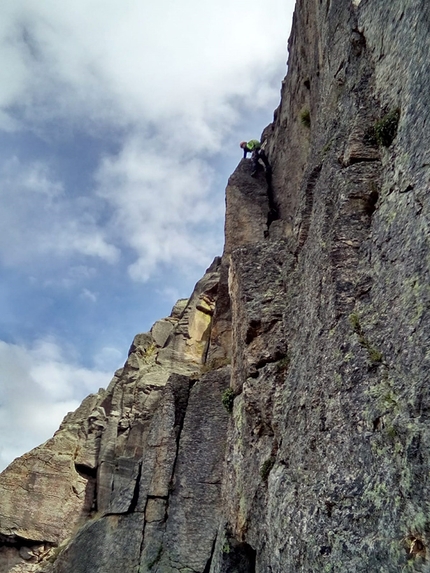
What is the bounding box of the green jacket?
[246,140,261,151]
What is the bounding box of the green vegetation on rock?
[349,313,383,366]
[148,544,163,569]
[260,458,275,481]
[276,354,290,372]
[222,388,235,413]
[300,107,311,128]
[374,108,400,147]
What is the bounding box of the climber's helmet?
[240,141,247,149]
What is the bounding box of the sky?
[0,0,295,471]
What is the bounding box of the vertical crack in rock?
[202,535,217,573]
[74,463,98,515]
[163,375,192,524]
[155,369,230,572]
[210,528,257,573]
[296,163,322,250]
[74,464,97,480]
[136,374,193,571]
[127,462,142,514]
[265,168,280,228]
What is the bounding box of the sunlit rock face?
[0,260,230,573]
[1,0,430,571]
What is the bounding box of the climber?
[240,140,271,177]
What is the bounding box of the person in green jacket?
[240,140,271,177]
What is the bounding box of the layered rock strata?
[1,0,430,571]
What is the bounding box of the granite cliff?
[1,0,430,571]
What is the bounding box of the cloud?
[0,0,295,279]
[0,156,119,266]
[80,288,98,303]
[96,136,224,281]
[0,0,295,280]
[93,346,123,371]
[0,0,294,139]
[0,338,112,471]
[159,286,185,306]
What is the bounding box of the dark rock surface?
[213,0,430,571]
[45,370,229,573]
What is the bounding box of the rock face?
[0,261,229,573]
[1,0,430,571]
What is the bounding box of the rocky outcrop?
[1,0,430,571]
[47,369,229,573]
[0,260,230,573]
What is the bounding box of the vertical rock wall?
[213,0,430,571]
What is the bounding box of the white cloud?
[159,286,184,306]
[80,288,98,303]
[96,136,224,281]
[0,157,119,266]
[0,338,112,471]
[0,0,294,140]
[0,0,295,278]
[93,346,123,371]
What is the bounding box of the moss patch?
[260,457,275,481]
[374,108,400,147]
[349,313,383,366]
[300,107,311,128]
[148,544,163,569]
[222,388,235,413]
[276,354,291,373]
[201,356,231,374]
